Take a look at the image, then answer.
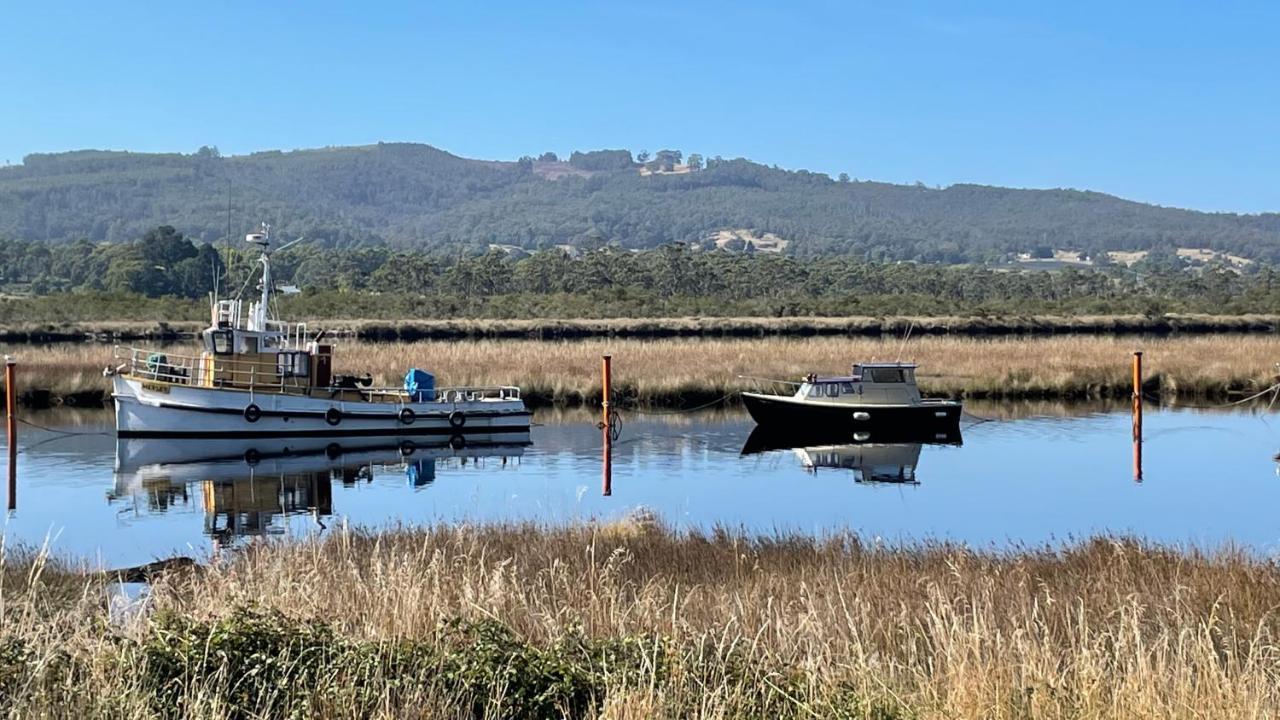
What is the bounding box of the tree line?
[1,226,1276,318]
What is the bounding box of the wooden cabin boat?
[105,225,530,438]
[741,362,961,432]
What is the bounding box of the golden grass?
[3,526,1280,717]
[4,335,1280,406]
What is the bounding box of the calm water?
[3,405,1280,566]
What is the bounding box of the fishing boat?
[105,225,531,438]
[740,362,962,432]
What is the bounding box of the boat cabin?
[197,297,333,391]
[793,363,922,406]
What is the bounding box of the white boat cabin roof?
[808,363,919,384]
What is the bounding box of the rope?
[12,416,111,436]
[625,392,738,416]
[1145,381,1280,411]
[960,409,997,425]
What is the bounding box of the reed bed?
[3,525,1280,717]
[5,335,1280,407]
[7,313,1280,343]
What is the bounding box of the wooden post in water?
[6,355,16,511]
[1132,350,1143,483]
[601,355,612,430]
[601,354,613,496]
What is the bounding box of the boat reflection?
[741,426,961,485]
[111,432,531,546]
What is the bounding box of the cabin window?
[868,368,906,383]
[804,384,821,398]
[208,330,233,355]
[824,383,840,398]
[277,352,311,379]
[840,382,857,394]
[244,336,259,353]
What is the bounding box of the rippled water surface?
[3,405,1280,566]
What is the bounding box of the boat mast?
[248,223,272,331]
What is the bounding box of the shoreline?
[4,334,1279,409]
[5,312,1280,343]
[3,377,1271,410]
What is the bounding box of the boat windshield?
[800,382,848,398]
[867,367,909,383]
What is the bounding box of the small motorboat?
[741,362,961,432]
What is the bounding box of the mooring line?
[1151,382,1280,411]
[625,392,738,416]
[13,417,111,437]
[960,410,997,425]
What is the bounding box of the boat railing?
[736,374,803,396]
[264,320,308,349]
[112,346,521,402]
[114,346,204,386]
[113,346,314,393]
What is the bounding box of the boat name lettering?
[141,381,171,394]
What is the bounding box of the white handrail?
[114,345,521,401]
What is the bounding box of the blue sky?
[2,1,1277,213]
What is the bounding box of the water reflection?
[110,432,531,547]
[741,426,962,485]
[8,405,1280,564]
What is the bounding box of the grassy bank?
[6,313,1280,343]
[3,525,1280,717]
[4,335,1280,408]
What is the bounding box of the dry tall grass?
[3,526,1280,717]
[4,335,1280,405]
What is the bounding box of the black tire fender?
[448,410,466,428]
[399,440,417,456]
[448,434,466,450]
[243,448,262,465]
[398,407,416,425]
[325,407,342,426]
[244,404,262,423]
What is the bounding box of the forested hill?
[3,143,1278,262]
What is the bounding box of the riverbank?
[2,524,1278,718]
[3,335,1279,408]
[6,312,1280,343]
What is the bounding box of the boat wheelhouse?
[740,362,961,432]
[106,225,530,438]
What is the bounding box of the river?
[3,405,1279,566]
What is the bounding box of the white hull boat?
[106,223,531,439]
[112,374,529,438]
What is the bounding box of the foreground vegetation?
[4,335,1280,408]
[3,524,1279,717]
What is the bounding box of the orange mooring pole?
[601,354,613,496]
[6,355,16,510]
[1132,351,1143,482]
[601,355,612,429]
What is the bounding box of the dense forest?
[3,143,1279,262]
[2,227,1276,321]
